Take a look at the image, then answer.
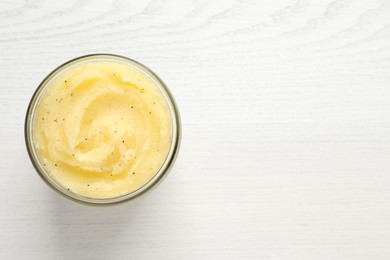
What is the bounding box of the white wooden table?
[1,0,390,259]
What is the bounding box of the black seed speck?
[64,80,67,83]
[55,164,57,167]
[133,172,135,175]
[131,106,133,108]
[122,140,124,143]
[42,118,44,120]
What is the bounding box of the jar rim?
[24,53,181,206]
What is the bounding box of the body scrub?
[25,54,181,205]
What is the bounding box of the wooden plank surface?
[1,0,390,259]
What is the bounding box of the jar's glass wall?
[25,54,181,205]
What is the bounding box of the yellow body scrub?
[25,54,181,204]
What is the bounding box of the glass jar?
[25,54,181,205]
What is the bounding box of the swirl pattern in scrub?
[33,60,172,198]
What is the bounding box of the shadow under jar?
[25,54,181,205]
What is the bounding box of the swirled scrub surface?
[33,60,172,198]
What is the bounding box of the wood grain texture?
[1,0,390,259]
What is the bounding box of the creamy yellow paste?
[32,59,172,198]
